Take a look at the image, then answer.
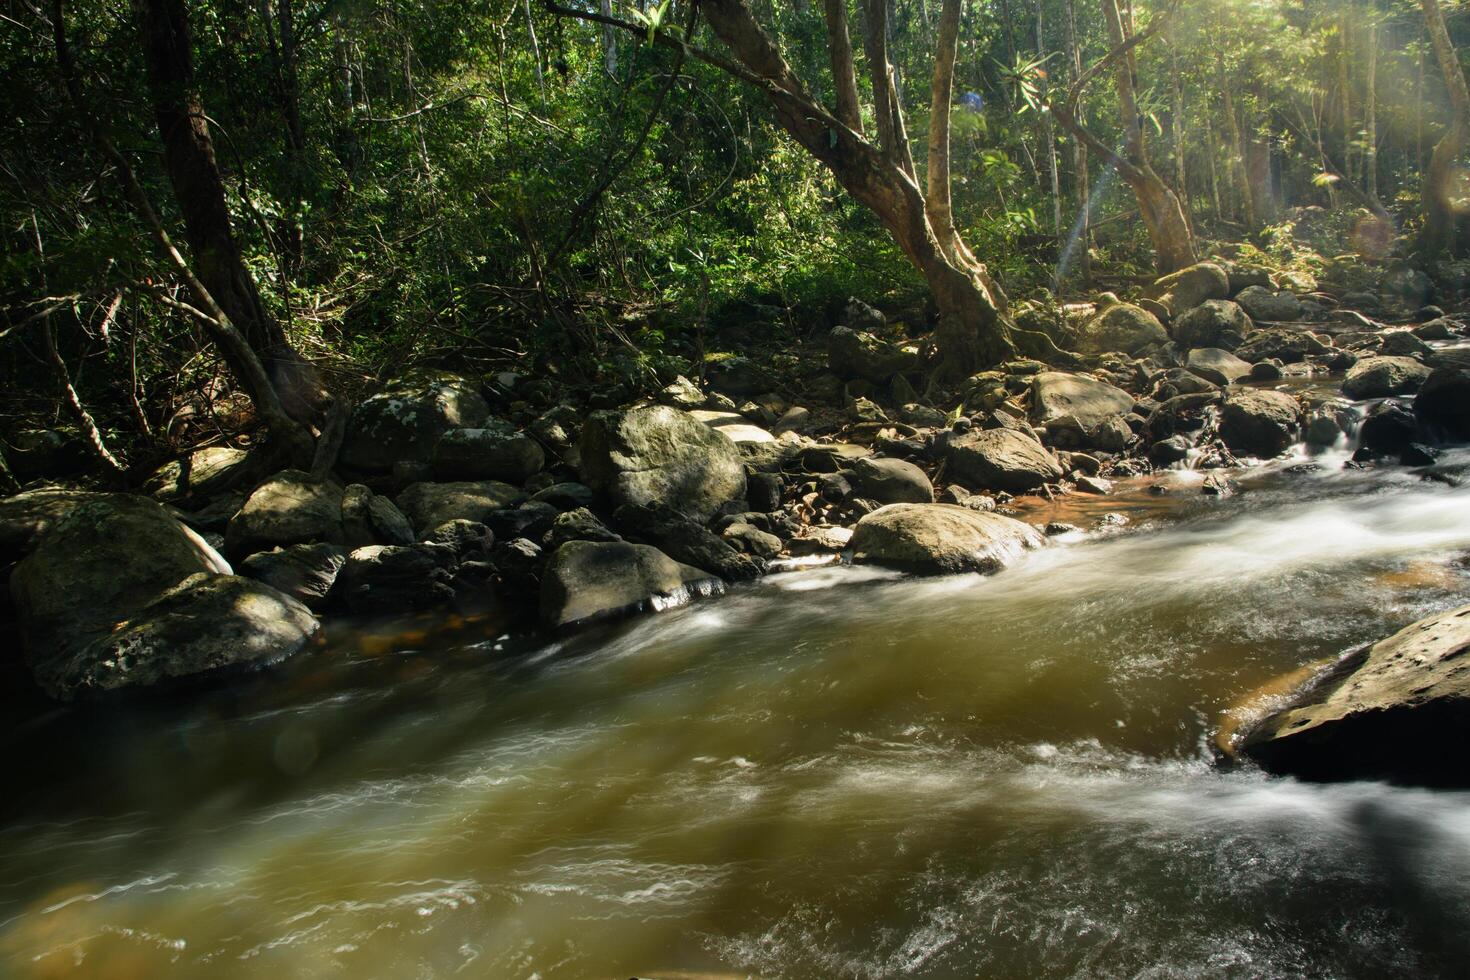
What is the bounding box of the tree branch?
[821,0,863,134]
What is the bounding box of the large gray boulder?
[224,470,344,558]
[1147,261,1229,318]
[1173,300,1252,351]
[826,326,918,382]
[944,428,1064,493]
[1030,371,1135,429]
[1185,347,1254,386]
[1240,603,1470,786]
[1342,356,1433,399]
[1235,286,1304,322]
[539,540,725,630]
[578,405,746,523]
[1414,366,1470,441]
[1073,303,1169,356]
[432,422,545,483]
[340,377,491,472]
[850,503,1046,575]
[7,495,321,699]
[395,480,526,536]
[850,456,934,504]
[48,573,318,699]
[1219,389,1301,458]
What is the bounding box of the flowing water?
[4,450,1470,978]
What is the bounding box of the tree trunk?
[1221,64,1256,228]
[1038,0,1062,236]
[1420,0,1470,256]
[1365,13,1378,201]
[138,0,321,421]
[1064,0,1091,283]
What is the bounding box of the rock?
[545,506,622,552]
[943,428,1064,493]
[1342,356,1433,399]
[490,537,542,593]
[1172,299,1252,351]
[787,526,853,555]
[579,406,745,523]
[336,543,459,614]
[1379,330,1434,359]
[1030,371,1135,429]
[1235,327,1331,364]
[1075,475,1112,494]
[529,404,581,450]
[1358,401,1419,455]
[530,482,596,511]
[0,489,97,563]
[43,573,317,699]
[340,485,415,548]
[1401,443,1440,467]
[826,326,918,382]
[849,503,1046,575]
[747,472,784,512]
[1239,604,1470,786]
[4,428,92,482]
[1225,265,1274,294]
[1148,261,1230,317]
[224,470,344,559]
[848,395,889,423]
[1234,286,1304,322]
[849,456,934,504]
[340,377,491,472]
[690,409,777,447]
[539,540,724,629]
[844,297,886,332]
[799,443,872,473]
[1413,318,1456,341]
[1219,389,1300,458]
[722,522,782,558]
[238,540,347,610]
[1305,413,1344,447]
[1150,434,1192,465]
[1379,261,1434,308]
[1185,347,1254,386]
[1073,303,1169,356]
[773,406,811,434]
[143,446,262,502]
[705,356,770,396]
[424,519,495,557]
[658,375,707,410]
[1413,367,1470,441]
[396,480,526,536]
[612,502,763,582]
[432,422,545,483]
[1250,360,1284,381]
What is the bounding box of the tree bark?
[821,0,864,133]
[1364,13,1378,201]
[1420,0,1470,256]
[137,0,322,421]
[1064,0,1091,283]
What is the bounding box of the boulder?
[826,326,918,382]
[432,422,545,483]
[1073,303,1169,356]
[849,503,1046,575]
[1240,604,1470,786]
[1234,286,1304,322]
[4,428,91,482]
[612,502,763,581]
[340,377,491,472]
[1173,300,1252,351]
[424,519,495,558]
[539,540,724,629]
[690,410,777,446]
[37,573,317,700]
[704,356,770,396]
[340,484,415,548]
[1030,371,1135,429]
[1413,367,1470,441]
[850,456,934,504]
[943,428,1064,493]
[578,406,745,523]
[335,543,459,614]
[1379,261,1434,308]
[529,482,597,511]
[143,446,262,502]
[0,488,95,563]
[1358,401,1418,455]
[722,522,782,558]
[239,542,347,610]
[1185,347,1254,386]
[395,480,526,536]
[1148,261,1229,317]
[1379,330,1433,359]
[1235,327,1331,364]
[224,470,344,558]
[1341,356,1433,399]
[1219,389,1300,458]
[658,375,707,410]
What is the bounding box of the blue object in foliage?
[959,91,984,113]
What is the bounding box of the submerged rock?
[943,428,1063,493]
[579,405,745,523]
[1239,604,1470,787]
[849,503,1046,575]
[539,540,724,629]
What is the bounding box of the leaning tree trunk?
[138,0,321,421]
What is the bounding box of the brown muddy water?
[3,451,1470,978]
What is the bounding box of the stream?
[3,442,1470,977]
